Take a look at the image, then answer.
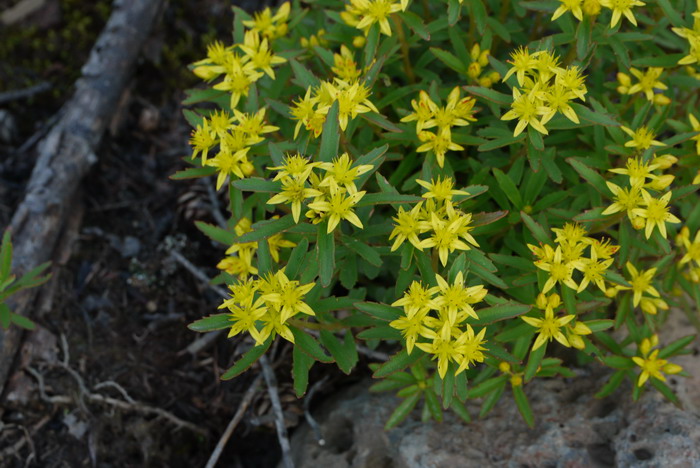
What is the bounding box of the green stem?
[393,16,416,84]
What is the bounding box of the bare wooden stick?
[205,374,263,468]
[0,0,165,393]
[259,354,294,468]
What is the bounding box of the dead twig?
[303,376,329,446]
[0,82,51,105]
[260,354,294,468]
[169,250,228,298]
[206,178,228,229]
[205,374,263,468]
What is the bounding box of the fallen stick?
[0,0,164,394]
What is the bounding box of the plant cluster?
[181,0,700,428]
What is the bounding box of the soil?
[0,0,359,466]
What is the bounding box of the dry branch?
[0,0,164,393]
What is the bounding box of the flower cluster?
[220,269,316,345]
[616,67,670,105]
[389,176,480,266]
[400,87,477,167]
[341,0,408,37]
[390,272,488,378]
[529,223,618,294]
[603,132,680,239]
[267,152,372,232]
[632,335,683,387]
[501,47,587,137]
[290,51,378,139]
[466,44,500,88]
[672,2,700,67]
[190,108,278,189]
[552,0,645,28]
[677,227,700,283]
[521,292,592,351]
[192,2,289,108]
[217,217,296,280]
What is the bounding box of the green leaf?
[650,378,681,405]
[355,301,402,321]
[188,314,231,332]
[292,345,314,397]
[571,103,619,127]
[659,334,696,359]
[373,349,424,378]
[170,166,217,180]
[528,126,544,151]
[2,230,13,280]
[195,221,236,245]
[384,392,421,430]
[656,0,684,27]
[584,319,614,333]
[182,109,203,127]
[595,370,627,398]
[524,342,547,382]
[425,388,444,422]
[0,303,11,328]
[236,216,296,243]
[221,339,272,380]
[450,399,472,423]
[9,313,35,330]
[319,101,340,162]
[566,158,608,195]
[356,193,422,207]
[284,237,309,280]
[447,0,461,25]
[320,331,359,374]
[512,386,535,427]
[400,11,430,40]
[464,86,512,106]
[257,239,272,276]
[521,212,552,244]
[291,327,333,363]
[231,177,281,193]
[317,222,335,288]
[342,236,382,266]
[289,58,320,88]
[471,303,531,326]
[492,168,523,209]
[14,261,51,289]
[430,47,466,74]
[364,23,380,67]
[468,0,487,33]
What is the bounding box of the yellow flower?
[222,296,267,343]
[416,127,464,168]
[238,30,287,79]
[318,152,373,194]
[268,153,319,182]
[206,147,252,189]
[502,47,543,86]
[690,113,700,156]
[416,325,487,378]
[620,126,664,150]
[600,0,645,28]
[189,120,217,164]
[420,212,472,266]
[632,335,683,387]
[501,87,550,137]
[624,67,669,103]
[555,66,588,101]
[351,0,402,36]
[242,2,291,39]
[534,246,582,293]
[268,232,296,263]
[259,270,316,322]
[233,108,279,139]
[390,308,433,354]
[267,177,323,223]
[621,262,659,307]
[630,190,680,239]
[327,79,379,131]
[430,272,487,324]
[213,56,264,109]
[552,0,584,21]
[679,227,700,268]
[217,254,258,279]
[416,176,468,203]
[389,203,429,251]
[400,90,436,133]
[602,182,643,217]
[521,298,575,350]
[392,281,436,317]
[639,296,669,315]
[541,84,580,124]
[608,156,659,188]
[332,45,362,81]
[290,87,320,139]
[307,190,366,233]
[565,321,592,349]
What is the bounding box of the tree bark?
[0,0,164,394]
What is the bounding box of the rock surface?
[289,315,700,468]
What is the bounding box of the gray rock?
[290,370,700,468]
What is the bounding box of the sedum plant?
[181,0,700,428]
